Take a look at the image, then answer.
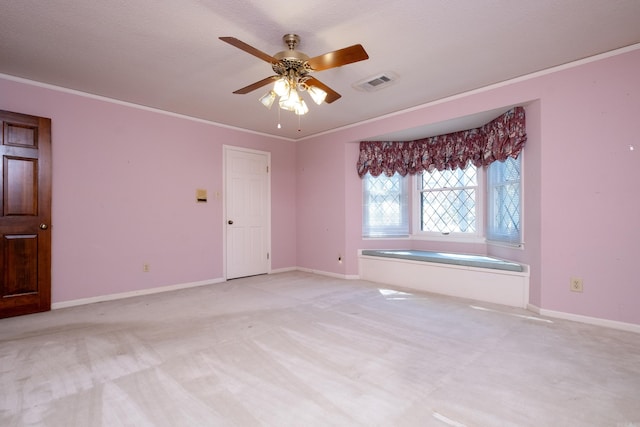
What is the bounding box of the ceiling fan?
[219,34,369,115]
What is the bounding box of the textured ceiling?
[1,1,640,140]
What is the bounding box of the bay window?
[357,106,527,245]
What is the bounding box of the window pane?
[363,173,409,237]
[487,156,521,244]
[421,167,477,189]
[419,166,478,234]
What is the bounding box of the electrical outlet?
[570,277,583,292]
[143,263,150,273]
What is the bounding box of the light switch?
[196,188,207,203]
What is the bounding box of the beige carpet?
[1,271,639,426]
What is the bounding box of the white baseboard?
[51,268,343,309]
[50,271,639,334]
[270,266,298,274]
[52,278,225,309]
[527,304,640,334]
[296,267,357,280]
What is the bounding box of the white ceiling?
[1,1,639,141]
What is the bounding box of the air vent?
[368,75,391,86]
[353,71,398,92]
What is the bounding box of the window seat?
[360,249,524,272]
[358,249,529,308]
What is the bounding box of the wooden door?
[0,110,52,318]
[224,146,270,279]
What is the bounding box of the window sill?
[487,239,525,250]
[363,235,411,240]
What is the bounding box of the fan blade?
[232,76,278,94]
[305,77,341,103]
[219,37,277,64]
[307,44,369,71]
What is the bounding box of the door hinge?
[266,165,269,173]
[267,252,270,260]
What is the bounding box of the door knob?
[228,220,233,225]
[39,223,48,230]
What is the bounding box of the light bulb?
[294,99,309,115]
[273,78,289,97]
[307,86,327,105]
[258,91,276,109]
[279,88,300,112]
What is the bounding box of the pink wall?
[296,138,347,274]
[2,45,638,326]
[536,51,640,323]
[298,47,640,325]
[1,78,297,303]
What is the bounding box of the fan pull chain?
[277,107,281,129]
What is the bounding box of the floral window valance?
[357,106,527,177]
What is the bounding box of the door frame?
[222,145,271,279]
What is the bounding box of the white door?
[224,146,270,279]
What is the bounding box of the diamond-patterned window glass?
[419,166,478,233]
[487,156,522,244]
[362,172,409,237]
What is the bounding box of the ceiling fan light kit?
[259,90,277,109]
[307,85,328,105]
[220,34,369,127]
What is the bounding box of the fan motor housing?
[273,34,311,77]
